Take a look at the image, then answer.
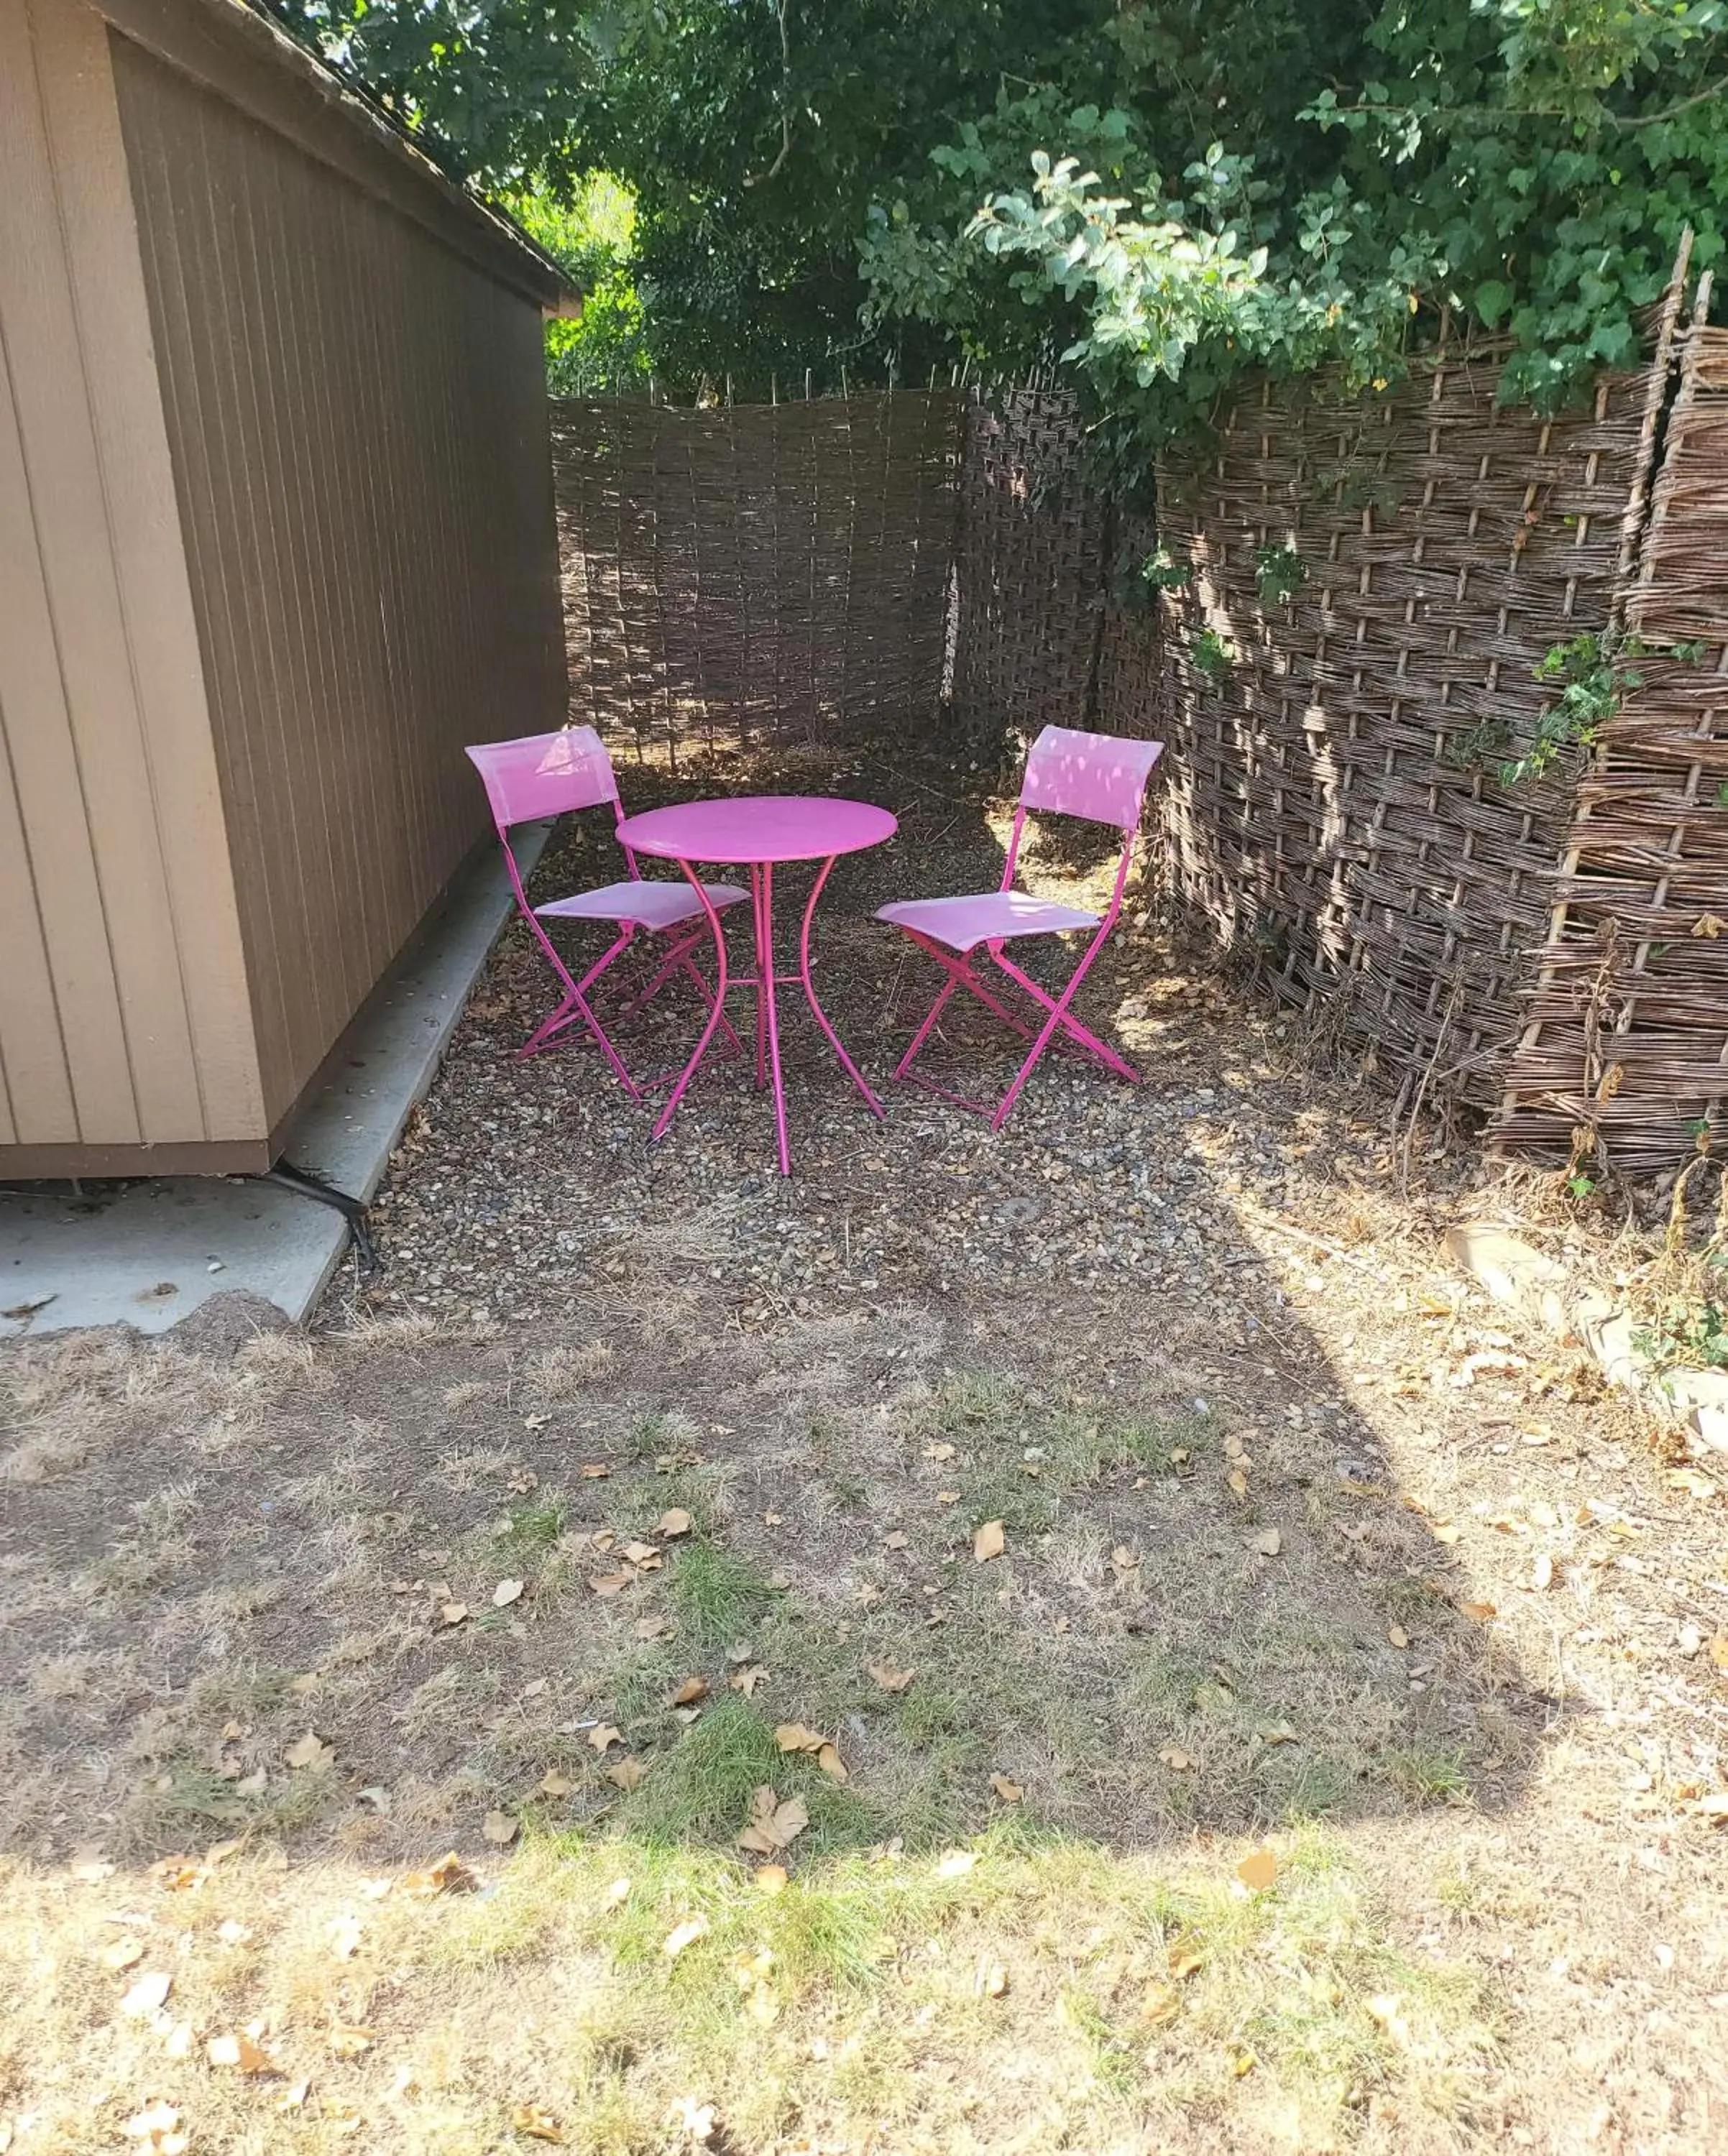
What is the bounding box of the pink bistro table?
[614,795,899,1176]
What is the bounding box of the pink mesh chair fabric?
[876,724,1163,1129]
[466,727,745,1094]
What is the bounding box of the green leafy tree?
[267,0,1728,433]
[507,175,653,396]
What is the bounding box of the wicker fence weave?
[1142,359,1655,1109]
[947,389,1110,742]
[548,350,1724,1166]
[551,392,960,761]
[1500,322,1728,1172]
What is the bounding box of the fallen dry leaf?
[1159,1745,1194,1772]
[1387,1624,1410,1650]
[513,2105,568,2145]
[924,1441,957,1460]
[670,2094,717,2142]
[669,1676,709,1707]
[400,1851,478,1897]
[492,1577,525,1608]
[636,1611,672,1640]
[973,1519,1006,1563]
[283,1730,334,1771]
[325,1915,363,1961]
[1433,1523,1461,1545]
[588,1571,633,1596]
[588,1724,623,1754]
[754,1864,789,1894]
[208,2030,278,2074]
[728,1664,765,1695]
[736,1787,810,1855]
[1227,1468,1249,1498]
[657,1508,694,1538]
[776,1723,826,1755]
[1251,1529,1281,1557]
[606,1756,648,1791]
[148,1856,206,1892]
[540,1769,573,1797]
[121,2103,185,2153]
[1460,1600,1498,1621]
[1709,1634,1728,1672]
[1141,1981,1182,2027]
[623,1542,663,1570]
[868,1661,914,1692]
[99,1937,146,1972]
[977,1961,1008,1998]
[989,1773,1024,1804]
[1532,1552,1555,1591]
[119,1971,173,2018]
[1236,1848,1278,1892]
[482,1810,519,1846]
[328,2024,377,2057]
[936,1851,977,1878]
[438,1601,469,1627]
[663,1915,710,1959]
[817,1742,847,1782]
[579,1462,611,1479]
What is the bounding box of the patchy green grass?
[0,1819,1501,2152]
[667,1541,781,1648]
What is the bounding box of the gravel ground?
[347,737,1463,1348]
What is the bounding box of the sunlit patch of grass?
[0,1805,1500,2155]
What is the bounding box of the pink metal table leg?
[651,848,882,1175]
[758,864,791,1176]
[800,854,885,1118]
[651,862,732,1142]
[751,865,771,1092]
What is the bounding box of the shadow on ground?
[1,736,1722,2153]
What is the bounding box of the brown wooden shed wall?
[0,0,565,1178]
[111,30,565,1138]
[0,0,263,1166]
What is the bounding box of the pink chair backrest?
[466,727,619,833]
[1019,726,1164,830]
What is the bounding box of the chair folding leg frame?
[892,923,1141,1130]
[518,916,739,1098]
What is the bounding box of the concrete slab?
[0,824,548,1340]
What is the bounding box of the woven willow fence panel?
[1501,323,1728,1172]
[551,393,960,759]
[947,390,1110,740]
[1139,360,1655,1108]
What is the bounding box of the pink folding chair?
[466,727,746,1097]
[876,725,1164,1129]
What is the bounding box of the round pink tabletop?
[617,795,897,865]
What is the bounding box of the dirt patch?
[1,740,1725,2152]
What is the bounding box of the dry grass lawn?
[2,744,1727,2153]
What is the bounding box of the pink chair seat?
[536,880,746,933]
[874,724,1164,1130]
[875,892,1099,952]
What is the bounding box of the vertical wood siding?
[0,0,262,1157]
[111,32,565,1131]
